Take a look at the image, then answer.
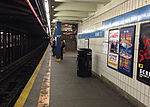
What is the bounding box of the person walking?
[61,40,65,60]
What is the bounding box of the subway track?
[0,42,48,107]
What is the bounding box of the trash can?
[77,48,92,77]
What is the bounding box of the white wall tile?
[148,97,150,107]
[125,76,128,84]
[143,0,148,6]
[136,0,139,9]
[136,23,140,36]
[122,2,125,14]
[125,84,128,92]
[137,81,141,91]
[122,75,125,82]
[133,75,136,80]
[128,86,131,94]
[144,95,149,106]
[141,83,145,94]
[123,83,126,91]
[129,0,132,11]
[134,50,138,63]
[78,0,150,105]
[121,81,123,89]
[133,79,136,89]
[130,79,134,88]
[135,37,139,51]
[148,0,150,5]
[118,81,121,89]
[128,77,130,85]
[148,87,150,97]
[126,0,130,12]
[131,87,134,97]
[141,93,145,103]
[137,91,141,101]
[133,89,137,98]
[145,85,149,96]
[124,1,127,13]
[129,78,132,86]
[139,0,143,8]
[132,0,136,10]
[133,64,137,76]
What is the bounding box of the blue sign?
[54,21,61,37]
[118,26,135,77]
[78,30,104,39]
[102,5,150,29]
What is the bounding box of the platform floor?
[50,53,134,107]
[22,46,134,107]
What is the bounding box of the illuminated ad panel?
[107,29,120,70]
[118,26,135,77]
[137,22,150,85]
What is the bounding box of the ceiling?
[51,0,111,24]
[0,0,48,36]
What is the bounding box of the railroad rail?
[0,42,48,107]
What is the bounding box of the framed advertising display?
[118,26,135,77]
[107,29,120,70]
[137,22,150,86]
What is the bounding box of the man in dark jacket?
[52,38,56,56]
[61,40,65,60]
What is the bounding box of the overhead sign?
[118,26,135,77]
[137,22,150,86]
[107,29,120,70]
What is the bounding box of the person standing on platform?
[51,37,56,56]
[61,40,65,60]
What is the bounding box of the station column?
[56,21,61,62]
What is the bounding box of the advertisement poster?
[118,26,135,77]
[107,29,120,70]
[137,22,150,86]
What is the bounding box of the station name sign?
[78,30,104,39]
[102,5,150,29]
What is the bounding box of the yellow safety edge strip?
[14,45,49,107]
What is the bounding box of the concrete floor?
[24,47,51,107]
[50,53,134,107]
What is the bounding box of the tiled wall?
[78,0,150,106]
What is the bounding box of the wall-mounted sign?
[78,30,104,39]
[102,5,150,29]
[107,29,120,70]
[118,26,135,77]
[137,22,150,86]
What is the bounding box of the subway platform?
[15,45,134,107]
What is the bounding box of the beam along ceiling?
[51,0,111,24]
